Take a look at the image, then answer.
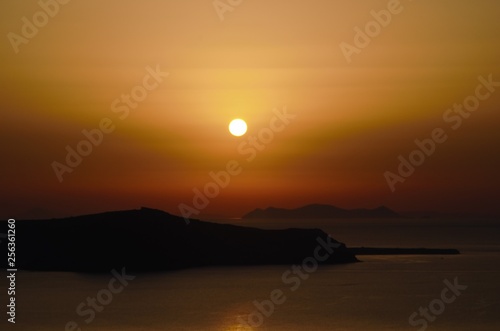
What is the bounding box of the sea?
[2,217,500,330]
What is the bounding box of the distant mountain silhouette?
[0,207,357,272]
[243,204,400,219]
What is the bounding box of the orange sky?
[1,0,499,219]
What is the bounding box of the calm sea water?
[2,218,500,331]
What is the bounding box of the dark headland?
[243,204,460,256]
[0,207,357,272]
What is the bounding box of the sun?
[229,119,247,137]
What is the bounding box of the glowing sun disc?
[229,119,247,136]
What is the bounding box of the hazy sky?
[1,0,499,219]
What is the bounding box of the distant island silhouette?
[0,207,357,272]
[243,204,400,219]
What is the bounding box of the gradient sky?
[1,0,499,219]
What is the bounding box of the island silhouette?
[244,204,400,219]
[0,206,458,272]
[0,207,357,272]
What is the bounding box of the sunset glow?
[1,0,499,219]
